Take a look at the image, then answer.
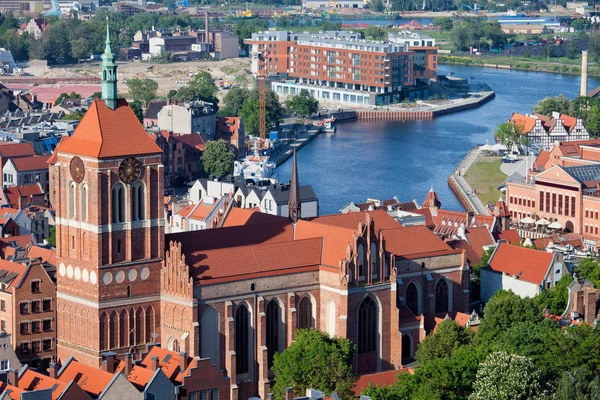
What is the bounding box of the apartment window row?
[585,209,600,220]
[539,190,575,217]
[584,225,599,235]
[19,338,52,354]
[19,318,53,334]
[19,299,52,315]
[189,389,218,400]
[509,195,535,209]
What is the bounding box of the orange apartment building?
[245,31,437,106]
[506,140,600,248]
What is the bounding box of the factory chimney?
[581,50,589,97]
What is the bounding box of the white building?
[302,0,365,8]
[2,156,50,191]
[157,102,217,141]
[189,178,237,204]
[388,31,436,47]
[169,196,226,233]
[234,183,319,218]
[480,242,568,302]
[0,208,32,236]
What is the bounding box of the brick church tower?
[50,25,165,367]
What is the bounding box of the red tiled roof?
[353,369,413,395]
[510,113,536,133]
[161,131,206,152]
[190,237,323,284]
[0,234,35,259]
[4,184,43,208]
[18,370,68,400]
[559,139,600,157]
[139,346,191,382]
[58,359,113,397]
[534,150,550,170]
[560,114,578,133]
[53,99,162,159]
[446,239,479,265]
[0,382,24,399]
[216,117,241,140]
[382,225,460,259]
[494,229,521,245]
[531,235,559,249]
[488,242,553,284]
[308,210,402,231]
[222,207,287,227]
[9,155,49,172]
[432,210,494,237]
[0,259,27,288]
[176,201,215,221]
[423,188,441,208]
[464,226,495,259]
[294,220,357,267]
[27,245,57,266]
[494,198,510,217]
[412,208,434,227]
[0,142,35,161]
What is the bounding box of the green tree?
[126,78,158,105]
[239,89,284,136]
[188,71,219,103]
[494,122,525,152]
[201,139,235,177]
[71,37,90,62]
[415,319,473,364]
[533,97,558,116]
[566,40,580,60]
[129,100,144,123]
[219,86,251,117]
[285,90,319,118]
[167,89,178,102]
[54,92,81,106]
[272,329,356,400]
[433,16,453,32]
[534,274,572,315]
[363,25,387,41]
[575,257,600,287]
[473,248,494,279]
[48,226,56,248]
[469,352,547,400]
[62,111,85,120]
[371,0,385,12]
[589,33,600,63]
[554,367,600,400]
[586,105,600,136]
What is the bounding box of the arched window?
[135,308,144,344]
[200,307,219,369]
[112,183,125,223]
[103,70,107,80]
[68,181,76,219]
[358,297,377,354]
[357,242,366,281]
[326,299,335,336]
[402,334,412,360]
[119,310,127,348]
[145,306,154,343]
[298,297,313,329]
[406,283,419,316]
[80,184,88,222]
[100,312,108,350]
[235,304,250,375]
[168,337,180,352]
[129,309,135,346]
[109,311,118,349]
[131,182,145,221]
[435,279,449,314]
[370,242,378,280]
[266,300,281,369]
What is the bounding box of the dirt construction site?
[20,58,253,98]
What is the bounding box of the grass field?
[463,156,507,207]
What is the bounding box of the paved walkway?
[449,146,491,216]
[500,155,536,177]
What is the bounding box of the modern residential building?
[157,102,217,141]
[148,35,196,56]
[388,31,436,47]
[480,242,567,302]
[509,112,590,152]
[245,30,438,106]
[302,0,365,8]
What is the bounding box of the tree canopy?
[415,319,473,364]
[285,89,319,118]
[126,78,158,105]
[494,122,527,152]
[575,257,600,287]
[272,329,356,400]
[239,89,285,136]
[201,139,235,177]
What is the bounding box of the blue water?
[276,65,600,215]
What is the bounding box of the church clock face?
[119,157,142,184]
[69,156,85,183]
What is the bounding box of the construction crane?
[257,52,267,148]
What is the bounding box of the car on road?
[501,155,517,163]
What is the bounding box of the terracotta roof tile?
[432,210,494,237]
[222,207,287,227]
[140,347,190,382]
[432,311,472,332]
[412,208,434,227]
[0,234,35,259]
[464,227,495,259]
[559,139,600,157]
[0,259,27,288]
[18,370,68,400]
[353,369,413,395]
[0,382,24,399]
[294,220,357,266]
[308,210,401,231]
[115,363,156,390]
[560,114,578,133]
[493,229,521,245]
[58,359,113,397]
[534,150,550,170]
[488,243,553,284]
[446,239,479,265]
[510,113,537,133]
[27,245,56,266]
[4,184,43,208]
[0,142,35,161]
[10,155,50,172]
[53,99,162,159]
[382,226,460,259]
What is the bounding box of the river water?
[276,65,600,215]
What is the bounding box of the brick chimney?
[48,362,58,379]
[101,352,117,373]
[285,387,294,400]
[150,356,159,371]
[179,351,187,371]
[124,353,133,375]
[585,289,597,325]
[7,369,18,386]
[465,211,474,228]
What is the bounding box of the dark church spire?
[288,146,301,223]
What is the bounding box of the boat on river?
[319,117,337,134]
[234,152,278,181]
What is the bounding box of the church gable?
[162,241,194,300]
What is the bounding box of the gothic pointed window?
[112,183,125,223]
[370,242,378,280]
[235,304,250,375]
[80,184,88,222]
[131,182,145,221]
[358,297,377,354]
[68,181,76,219]
[358,242,366,281]
[435,279,449,314]
[266,300,281,369]
[406,283,419,316]
[298,297,313,330]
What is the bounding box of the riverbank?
[447,146,490,215]
[439,55,600,77]
[270,125,322,166]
